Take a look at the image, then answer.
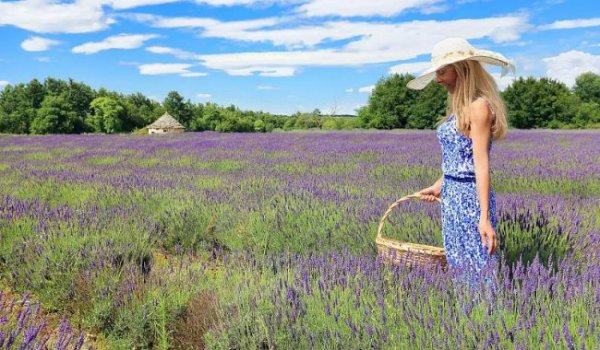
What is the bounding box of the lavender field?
[0,130,598,349]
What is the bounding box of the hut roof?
[146,112,185,129]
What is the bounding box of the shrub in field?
[155,204,227,254]
[170,290,219,349]
[204,249,598,349]
[0,291,86,349]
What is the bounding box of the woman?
[409,38,514,289]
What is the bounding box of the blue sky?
[0,0,599,115]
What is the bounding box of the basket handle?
[376,192,442,241]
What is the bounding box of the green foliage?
[574,101,600,127]
[503,76,599,128]
[407,82,447,129]
[0,83,38,133]
[321,116,361,130]
[359,73,447,129]
[254,119,266,132]
[31,94,82,134]
[360,74,417,129]
[1,74,598,135]
[291,112,322,129]
[124,92,164,127]
[163,91,194,129]
[574,72,600,105]
[90,96,126,133]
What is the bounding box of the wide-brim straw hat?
[407,37,516,90]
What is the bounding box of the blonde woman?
[410,38,514,288]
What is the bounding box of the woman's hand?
[478,220,497,255]
[417,186,441,202]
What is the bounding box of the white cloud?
[138,63,193,75]
[137,13,279,32]
[539,17,600,30]
[490,73,516,91]
[257,85,275,90]
[194,0,288,6]
[0,81,10,89]
[21,36,60,52]
[543,50,600,87]
[388,61,431,75]
[141,15,217,28]
[345,88,354,93]
[420,4,448,15]
[358,85,374,93]
[296,0,444,17]
[72,34,159,54]
[196,93,212,99]
[35,57,52,63]
[108,0,180,10]
[141,15,526,50]
[144,15,527,77]
[225,66,297,77]
[181,72,208,77]
[0,0,112,33]
[137,63,207,77]
[146,46,203,60]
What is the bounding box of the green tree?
[253,119,266,132]
[574,72,600,105]
[163,91,193,128]
[321,117,337,129]
[283,116,297,130]
[27,79,46,109]
[293,112,321,129]
[124,93,162,130]
[0,79,49,133]
[407,82,447,129]
[574,102,600,127]
[43,78,69,96]
[66,79,95,121]
[193,102,222,131]
[31,95,80,134]
[503,77,574,128]
[359,74,418,129]
[215,109,253,132]
[0,84,33,133]
[89,96,126,133]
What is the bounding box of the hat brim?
[406,52,514,90]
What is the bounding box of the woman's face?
[435,65,458,93]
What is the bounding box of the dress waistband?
[443,174,476,183]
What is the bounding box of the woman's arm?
[418,176,443,202]
[469,98,497,254]
[432,176,443,192]
[469,99,493,221]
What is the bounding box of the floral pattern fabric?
[436,114,499,289]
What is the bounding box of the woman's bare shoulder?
[468,98,493,128]
[468,98,493,130]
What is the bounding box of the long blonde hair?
[435,60,508,140]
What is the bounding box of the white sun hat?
[406,37,516,90]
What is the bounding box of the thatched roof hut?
[146,112,185,134]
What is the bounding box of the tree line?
[0,73,598,134]
[358,72,600,129]
[0,78,359,134]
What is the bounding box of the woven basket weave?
[376,193,447,270]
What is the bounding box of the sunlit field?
[0,130,598,349]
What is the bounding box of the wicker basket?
[376,193,447,271]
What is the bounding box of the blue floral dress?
[436,112,499,290]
